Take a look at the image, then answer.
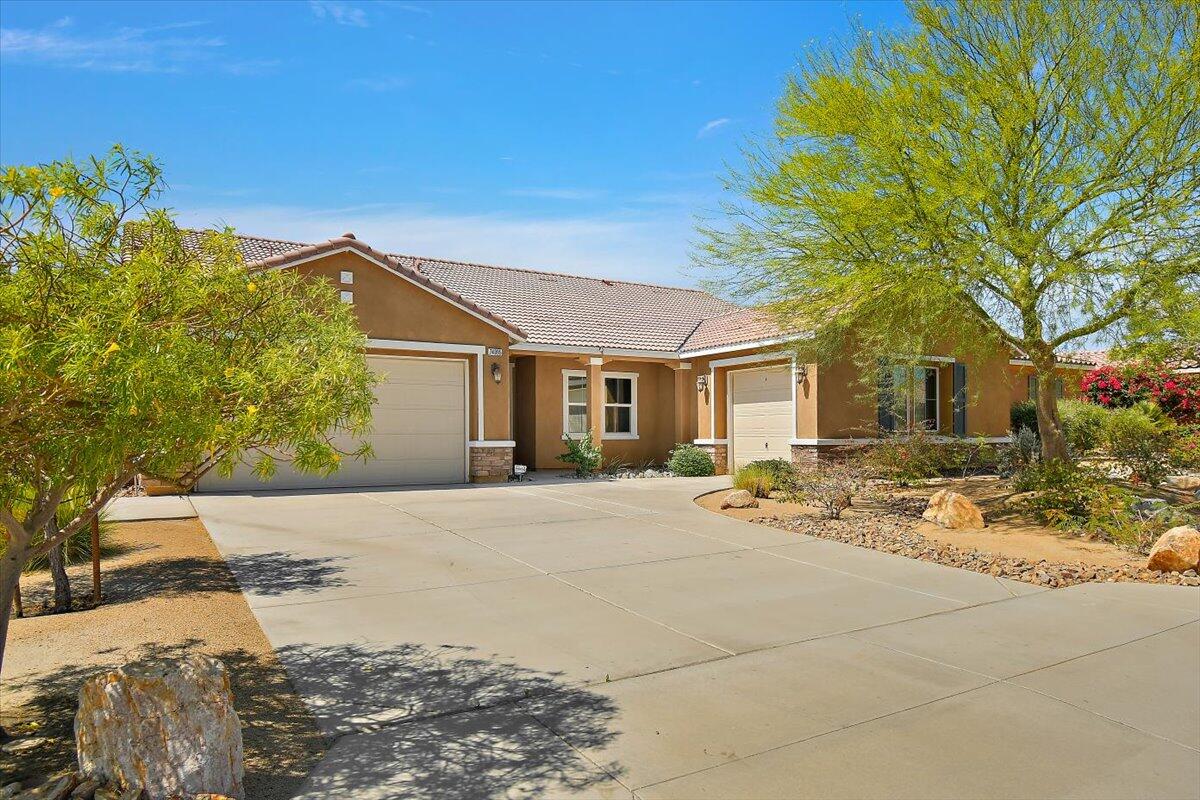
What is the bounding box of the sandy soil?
[1,518,326,798]
[698,477,1142,570]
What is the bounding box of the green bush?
[748,459,795,482]
[667,444,715,477]
[1010,400,1039,436]
[857,433,945,485]
[1059,399,1109,455]
[732,463,776,498]
[1103,404,1175,487]
[559,432,603,477]
[998,427,1040,477]
[1013,459,1102,518]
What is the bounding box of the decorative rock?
[1165,475,1200,491]
[1146,526,1200,573]
[69,779,101,800]
[721,489,758,509]
[1132,498,1169,517]
[75,655,244,800]
[18,774,77,800]
[921,490,985,530]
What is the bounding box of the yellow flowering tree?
[0,147,376,681]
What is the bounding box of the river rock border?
[753,505,1200,588]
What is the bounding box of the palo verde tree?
[0,147,377,685]
[698,0,1199,460]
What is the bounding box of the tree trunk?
[46,516,72,613]
[0,530,30,704]
[1033,364,1070,462]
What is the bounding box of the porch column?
[587,357,605,446]
[672,362,692,446]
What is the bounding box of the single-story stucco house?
[190,231,1095,491]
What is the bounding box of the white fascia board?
[273,247,525,341]
[709,351,793,368]
[1009,359,1094,370]
[678,334,808,359]
[469,440,516,448]
[692,438,728,445]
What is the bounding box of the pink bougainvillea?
[1080,363,1199,423]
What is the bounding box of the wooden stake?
[91,515,101,605]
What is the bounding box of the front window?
[565,373,588,435]
[887,365,940,432]
[605,376,634,435]
[562,371,638,438]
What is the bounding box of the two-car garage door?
[197,355,467,491]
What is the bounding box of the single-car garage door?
[730,366,792,470]
[197,355,467,491]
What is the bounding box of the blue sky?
[0,0,909,286]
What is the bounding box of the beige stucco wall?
[291,250,515,441]
[513,354,679,469]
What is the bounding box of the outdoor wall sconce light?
[491,362,503,383]
[796,364,809,382]
[696,374,709,392]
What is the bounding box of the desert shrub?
[1010,400,1039,436]
[1059,399,1109,455]
[998,427,1041,477]
[748,459,795,482]
[667,444,715,477]
[1080,365,1141,409]
[559,432,603,477]
[1103,404,1175,487]
[732,463,776,498]
[1013,459,1099,518]
[1171,425,1200,471]
[858,432,946,485]
[791,462,868,519]
[940,437,1001,478]
[1081,363,1200,423]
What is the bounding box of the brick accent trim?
[696,443,729,475]
[470,445,514,482]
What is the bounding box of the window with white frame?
[561,371,638,438]
[564,372,588,436]
[604,375,636,436]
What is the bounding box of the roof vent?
[341,232,356,240]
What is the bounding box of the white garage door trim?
[198,353,469,491]
[727,364,795,471]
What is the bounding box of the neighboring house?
[190,231,1088,490]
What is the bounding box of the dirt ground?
[698,477,1142,570]
[1,517,326,798]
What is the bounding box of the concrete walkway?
[191,477,1200,800]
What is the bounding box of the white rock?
[75,655,244,800]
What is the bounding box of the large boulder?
[75,655,244,800]
[921,489,985,530]
[1146,526,1200,573]
[1165,475,1200,491]
[721,489,759,509]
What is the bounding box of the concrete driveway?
[191,477,1200,800]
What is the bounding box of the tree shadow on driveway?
[279,642,626,799]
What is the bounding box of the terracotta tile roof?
[194,230,740,351]
[1059,349,1110,366]
[679,307,788,353]
[399,254,738,350]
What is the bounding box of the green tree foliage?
[0,147,376,679]
[698,0,1199,462]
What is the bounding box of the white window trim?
[560,369,640,441]
[562,369,589,438]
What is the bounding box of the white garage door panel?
[731,367,793,470]
[198,356,467,491]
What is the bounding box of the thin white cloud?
[696,117,731,138]
[172,203,696,286]
[345,75,409,92]
[506,188,604,201]
[377,1,433,16]
[309,0,369,27]
[0,19,274,75]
